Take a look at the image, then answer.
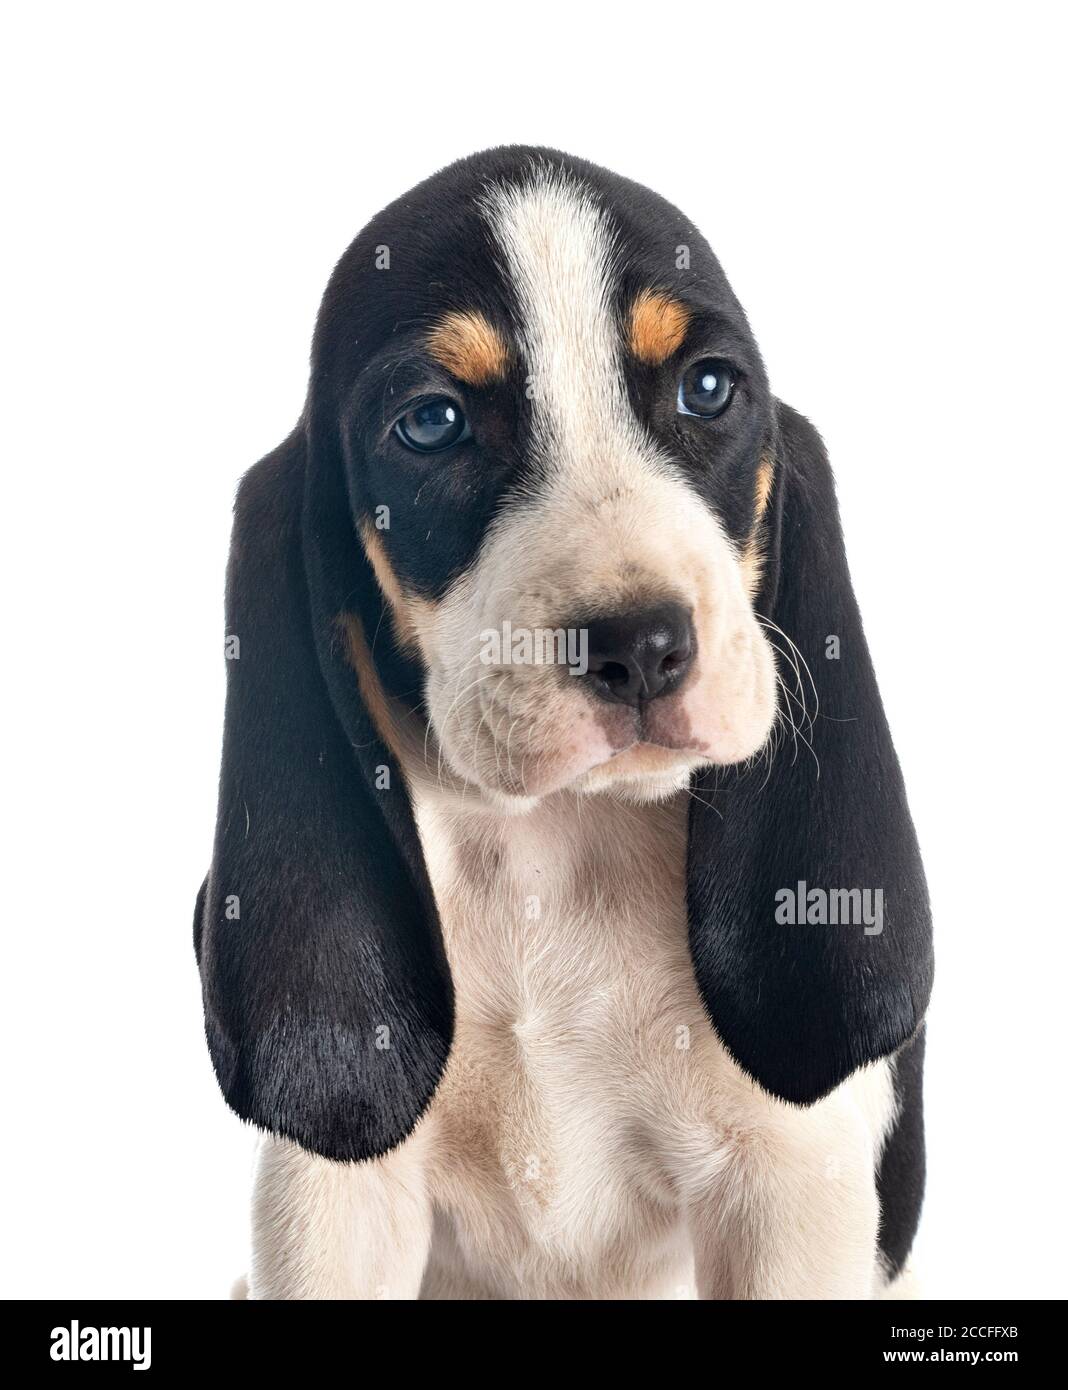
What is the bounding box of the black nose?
[581,603,695,707]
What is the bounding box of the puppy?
[195,147,932,1300]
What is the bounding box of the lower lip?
[603,739,707,765]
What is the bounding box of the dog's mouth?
[594,694,712,760]
[433,686,725,807]
[414,694,709,808]
[534,693,720,801]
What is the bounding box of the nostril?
[595,659,632,688]
[660,644,690,674]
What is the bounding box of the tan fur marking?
[740,537,763,598]
[427,310,509,385]
[337,612,408,762]
[628,290,690,365]
[754,456,774,519]
[359,520,422,650]
[741,456,775,597]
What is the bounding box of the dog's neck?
[411,779,690,950]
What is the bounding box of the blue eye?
[677,358,736,418]
[394,398,470,452]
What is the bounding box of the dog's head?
[197,149,932,1160]
[322,157,777,805]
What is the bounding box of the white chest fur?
[410,791,897,1300]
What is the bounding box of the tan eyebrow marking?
[627,290,691,365]
[427,310,509,385]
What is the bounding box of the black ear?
[195,429,452,1161]
[686,402,932,1104]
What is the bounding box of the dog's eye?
[394,398,470,452]
[677,359,735,418]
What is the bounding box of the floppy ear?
[687,402,932,1104]
[195,428,453,1162]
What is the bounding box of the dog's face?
[325,154,778,806]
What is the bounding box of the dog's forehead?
[313,148,746,384]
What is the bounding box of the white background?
[3,1,1064,1299]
